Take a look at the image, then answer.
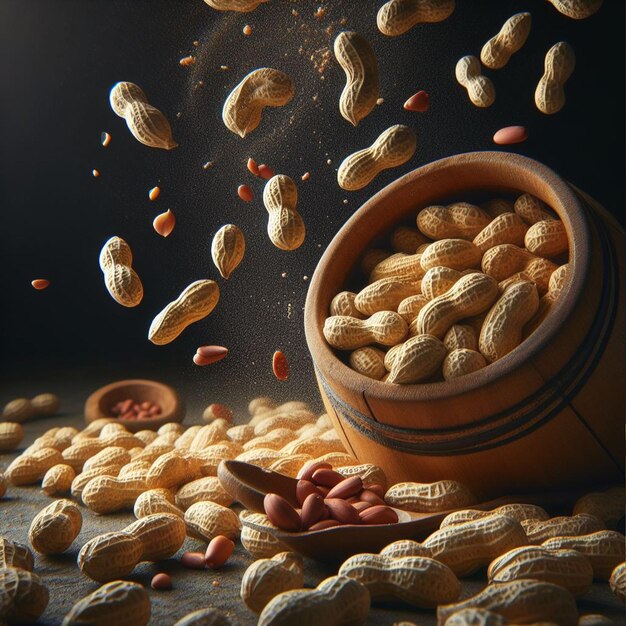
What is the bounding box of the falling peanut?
[480,13,532,70]
[262,175,305,251]
[455,56,495,108]
[98,236,143,307]
[377,0,455,37]
[109,81,177,150]
[211,224,246,279]
[153,209,176,237]
[149,280,220,345]
[337,125,417,191]
[222,68,294,137]
[535,42,576,115]
[334,31,380,126]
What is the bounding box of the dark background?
[0,0,624,416]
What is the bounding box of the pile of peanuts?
[109,398,163,420]
[324,193,570,384]
[1,395,625,624]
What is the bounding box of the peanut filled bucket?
[305,151,625,501]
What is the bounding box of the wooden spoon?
[218,460,595,562]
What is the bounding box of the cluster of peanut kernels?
[324,194,570,384]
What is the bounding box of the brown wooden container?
[304,152,624,501]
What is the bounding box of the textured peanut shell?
[377,0,455,36]
[174,607,232,625]
[29,498,82,554]
[184,501,241,542]
[487,546,593,596]
[241,552,304,613]
[0,422,24,452]
[0,538,34,571]
[323,311,408,350]
[62,580,150,626]
[609,561,625,603]
[334,31,380,126]
[258,575,370,626]
[240,511,291,558]
[542,530,625,579]
[203,0,266,11]
[125,513,186,561]
[417,203,490,241]
[6,447,64,485]
[443,348,487,380]
[81,475,146,514]
[397,294,429,323]
[385,480,475,512]
[329,291,364,318]
[337,124,416,191]
[535,42,576,115]
[263,175,305,251]
[480,13,532,70]
[355,277,421,315]
[391,226,429,253]
[417,273,498,338]
[440,503,549,528]
[479,280,540,362]
[420,239,482,271]
[525,219,569,257]
[473,212,528,253]
[547,0,603,19]
[211,224,245,279]
[522,513,606,544]
[149,279,220,345]
[387,334,446,384]
[455,56,495,107]
[339,553,460,607]
[222,68,294,137]
[572,486,624,528]
[0,567,49,624]
[436,579,578,626]
[349,347,387,380]
[78,531,143,582]
[370,252,425,283]
[133,489,184,519]
[99,236,143,307]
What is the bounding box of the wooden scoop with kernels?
[218,460,591,562]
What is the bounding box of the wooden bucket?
[304,152,624,501]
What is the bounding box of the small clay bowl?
[84,379,184,432]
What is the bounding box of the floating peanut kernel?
[149,186,161,201]
[203,161,215,170]
[100,132,111,147]
[243,24,252,36]
[92,169,100,177]
[153,209,176,237]
[258,164,275,180]
[31,279,50,290]
[238,184,254,202]
[301,172,311,181]
[205,535,235,569]
[247,158,260,176]
[403,90,430,112]
[193,345,228,366]
[273,351,289,381]
[179,55,197,66]
[493,125,528,145]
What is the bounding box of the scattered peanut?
[41,463,75,495]
[212,224,246,279]
[99,236,144,307]
[262,174,306,251]
[480,13,532,70]
[79,513,186,581]
[29,498,82,554]
[205,535,235,568]
[547,0,603,20]
[340,553,460,607]
[377,0,455,36]
[488,546,593,596]
[149,279,220,344]
[241,552,304,613]
[62,580,150,626]
[0,538,34,570]
[222,68,294,137]
[334,31,380,126]
[184,501,241,542]
[258,575,370,626]
[404,90,430,112]
[535,42,576,114]
[337,124,416,191]
[455,56,495,107]
[0,567,49,624]
[436,579,578,626]
[109,81,177,149]
[0,422,24,451]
